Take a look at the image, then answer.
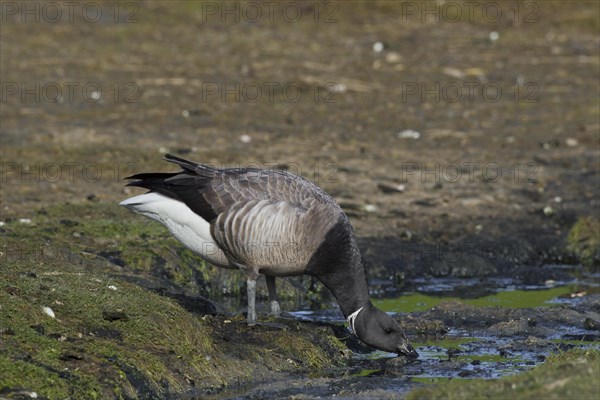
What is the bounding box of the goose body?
[120,154,418,357]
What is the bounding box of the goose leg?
[246,276,257,325]
[266,275,281,317]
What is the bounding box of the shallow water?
[216,273,599,399]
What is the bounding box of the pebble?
[19,218,32,224]
[108,285,117,291]
[42,306,55,319]
[102,310,129,322]
[182,109,190,118]
[565,138,578,147]
[239,134,252,144]
[385,51,402,63]
[543,206,554,216]
[377,182,406,194]
[397,130,421,139]
[489,31,500,42]
[372,41,385,53]
[364,204,377,213]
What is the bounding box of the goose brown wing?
[125,154,335,225]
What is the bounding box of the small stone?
[102,310,129,322]
[565,138,578,147]
[553,196,563,203]
[372,41,385,53]
[584,318,599,331]
[1,327,15,335]
[385,51,401,63]
[107,285,117,291]
[471,359,481,365]
[543,206,554,216]
[5,286,20,296]
[329,83,347,94]
[377,182,406,194]
[364,204,377,213]
[489,31,500,42]
[59,351,84,361]
[182,109,190,118]
[90,91,101,101]
[158,146,168,154]
[31,324,45,335]
[239,134,252,144]
[19,218,32,224]
[42,306,55,319]
[396,129,421,139]
[399,229,413,240]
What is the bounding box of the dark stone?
[59,351,84,361]
[31,324,45,335]
[102,310,129,322]
[92,328,123,341]
[584,318,599,331]
[59,219,79,227]
[5,286,20,296]
[377,182,405,194]
[1,327,15,335]
[471,359,481,365]
[97,251,126,267]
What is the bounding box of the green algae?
[374,286,573,313]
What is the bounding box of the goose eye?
[385,328,392,334]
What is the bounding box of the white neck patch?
[346,307,364,335]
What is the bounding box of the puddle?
[210,273,599,399]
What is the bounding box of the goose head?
[350,302,419,358]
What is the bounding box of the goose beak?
[397,342,419,358]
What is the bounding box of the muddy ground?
[1,1,599,399]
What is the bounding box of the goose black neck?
[316,262,371,317]
[306,219,371,317]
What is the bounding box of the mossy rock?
[0,203,347,399]
[566,217,600,269]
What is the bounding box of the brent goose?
[120,154,418,357]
